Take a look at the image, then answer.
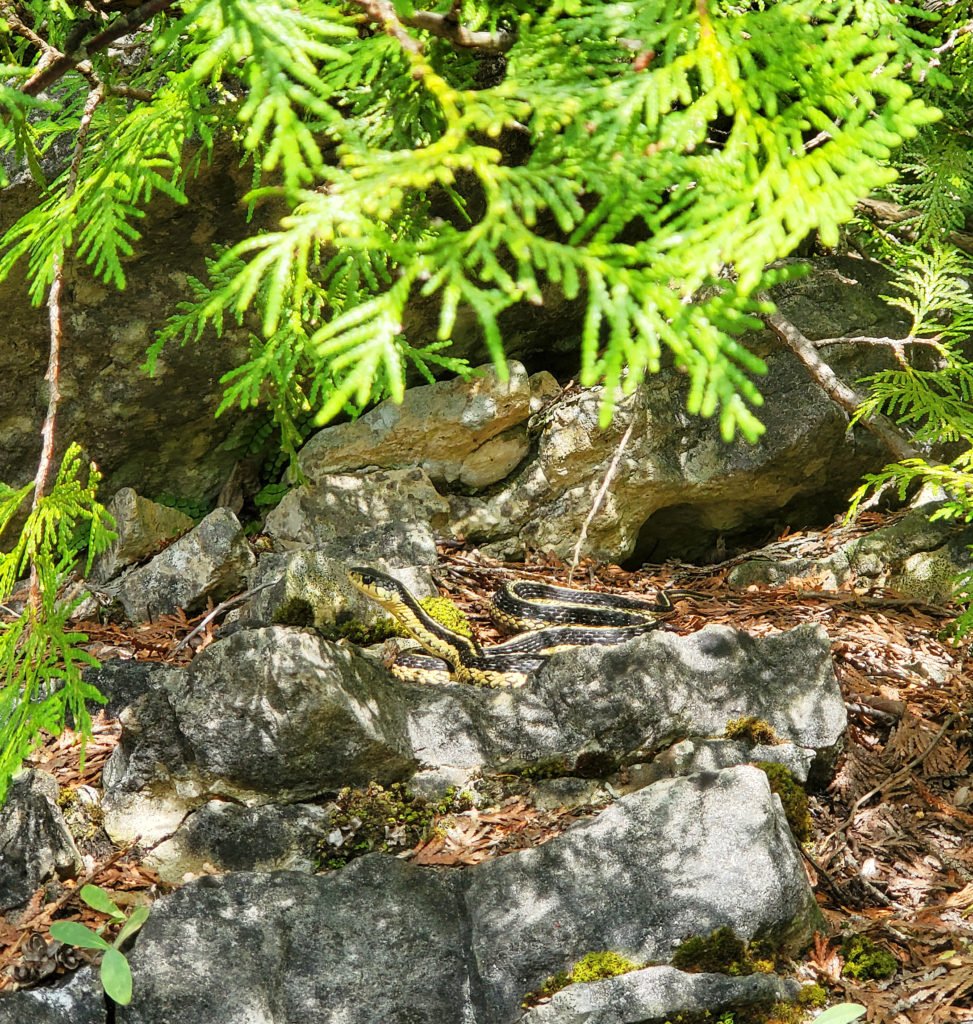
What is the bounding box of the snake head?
[347,566,399,599]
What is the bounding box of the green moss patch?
[671,927,754,976]
[754,762,811,844]
[522,950,641,1007]
[271,596,316,627]
[323,595,473,647]
[317,783,471,870]
[841,935,898,980]
[725,717,780,746]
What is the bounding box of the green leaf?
[49,922,110,951]
[100,946,134,1005]
[392,0,415,17]
[812,1005,867,1024]
[80,884,125,920]
[114,905,151,947]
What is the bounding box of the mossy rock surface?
[523,950,641,1007]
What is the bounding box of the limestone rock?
[438,257,906,562]
[146,801,331,883]
[101,686,199,848]
[0,966,105,1024]
[264,468,448,566]
[83,658,183,719]
[296,363,536,487]
[101,623,843,874]
[465,767,820,1017]
[403,622,845,786]
[227,550,436,631]
[109,507,255,620]
[174,628,416,799]
[114,766,819,1024]
[519,966,800,1024]
[100,627,417,851]
[89,488,195,584]
[728,502,973,603]
[0,771,82,911]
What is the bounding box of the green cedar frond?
[0,85,205,301]
[0,445,116,599]
[0,0,951,446]
[882,247,973,339]
[0,565,106,804]
[165,0,356,186]
[0,446,114,801]
[893,117,973,244]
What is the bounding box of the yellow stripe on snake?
[347,566,676,688]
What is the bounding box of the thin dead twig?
[169,581,277,655]
[856,198,973,256]
[829,713,958,843]
[27,83,105,610]
[761,302,920,463]
[567,418,635,583]
[22,0,177,96]
[352,0,514,55]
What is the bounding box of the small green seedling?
[812,1004,866,1024]
[49,884,150,1006]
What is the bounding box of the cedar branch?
[20,0,179,96]
[760,302,920,463]
[27,84,105,609]
[352,0,514,55]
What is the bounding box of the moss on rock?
[725,717,780,746]
[754,762,811,844]
[671,927,753,976]
[522,950,641,1007]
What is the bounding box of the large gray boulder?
[108,766,818,1024]
[296,362,553,488]
[404,622,845,783]
[264,467,449,566]
[464,767,818,1016]
[100,627,419,853]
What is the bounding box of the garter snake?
[347,566,675,688]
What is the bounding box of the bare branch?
[352,0,514,56]
[856,197,973,256]
[568,417,635,582]
[408,10,514,54]
[352,0,422,54]
[811,333,949,367]
[21,0,179,96]
[28,84,105,609]
[169,580,278,655]
[760,301,920,463]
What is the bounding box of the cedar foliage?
[845,2,973,636]
[0,0,942,444]
[0,446,115,801]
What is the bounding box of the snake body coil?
[347,566,670,687]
